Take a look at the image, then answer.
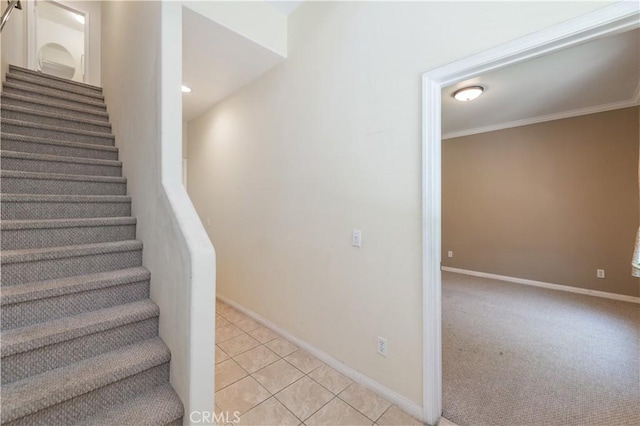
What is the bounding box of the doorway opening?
[32,0,87,83]
[421,2,639,425]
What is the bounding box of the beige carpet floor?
[442,271,640,426]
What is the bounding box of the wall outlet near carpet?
[377,336,388,357]
[448,250,453,258]
[597,269,605,279]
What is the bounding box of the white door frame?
[421,2,640,424]
[26,0,90,83]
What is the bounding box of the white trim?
[421,75,442,426]
[182,158,188,190]
[427,2,639,88]
[25,1,36,71]
[217,295,424,421]
[422,2,640,425]
[82,9,90,84]
[28,0,91,83]
[443,99,639,140]
[633,80,640,104]
[442,267,640,305]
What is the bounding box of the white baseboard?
[216,295,425,422]
[441,267,640,304]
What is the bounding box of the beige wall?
[187,1,612,407]
[443,107,640,297]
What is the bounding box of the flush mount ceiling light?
[75,14,85,24]
[181,85,192,93]
[453,86,484,102]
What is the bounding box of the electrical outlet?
[206,217,211,228]
[597,269,605,279]
[352,230,362,247]
[377,336,388,357]
[447,251,453,258]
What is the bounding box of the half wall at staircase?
[100,1,216,421]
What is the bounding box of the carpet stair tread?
[1,193,132,221]
[1,118,115,141]
[1,299,159,356]
[1,92,109,121]
[72,382,184,426]
[1,150,122,178]
[2,81,107,110]
[1,216,136,231]
[6,73,105,101]
[1,133,118,154]
[0,338,170,424]
[0,150,121,167]
[1,193,131,203]
[9,65,104,93]
[1,104,112,131]
[1,216,136,250]
[1,170,126,184]
[1,267,150,306]
[1,240,142,264]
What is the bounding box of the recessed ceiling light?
[75,14,85,24]
[453,86,484,102]
[181,85,192,93]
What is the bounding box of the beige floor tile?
[220,308,248,323]
[238,397,300,426]
[308,365,352,395]
[235,316,262,332]
[216,376,272,415]
[285,350,323,374]
[252,359,305,394]
[305,398,372,426]
[216,315,231,329]
[275,376,334,421]
[215,359,247,391]
[234,345,281,373]
[338,383,391,421]
[216,324,244,343]
[216,345,231,364]
[376,406,424,425]
[218,334,261,357]
[216,302,236,316]
[438,417,459,426]
[247,325,280,343]
[265,337,298,357]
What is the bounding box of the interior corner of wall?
[182,0,288,58]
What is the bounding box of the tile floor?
[215,299,456,426]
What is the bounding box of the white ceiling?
[442,29,640,139]
[182,7,286,121]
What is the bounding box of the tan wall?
[187,1,614,406]
[442,107,640,297]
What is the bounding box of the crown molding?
[443,98,639,140]
[429,1,640,87]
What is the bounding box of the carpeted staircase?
[0,65,185,425]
